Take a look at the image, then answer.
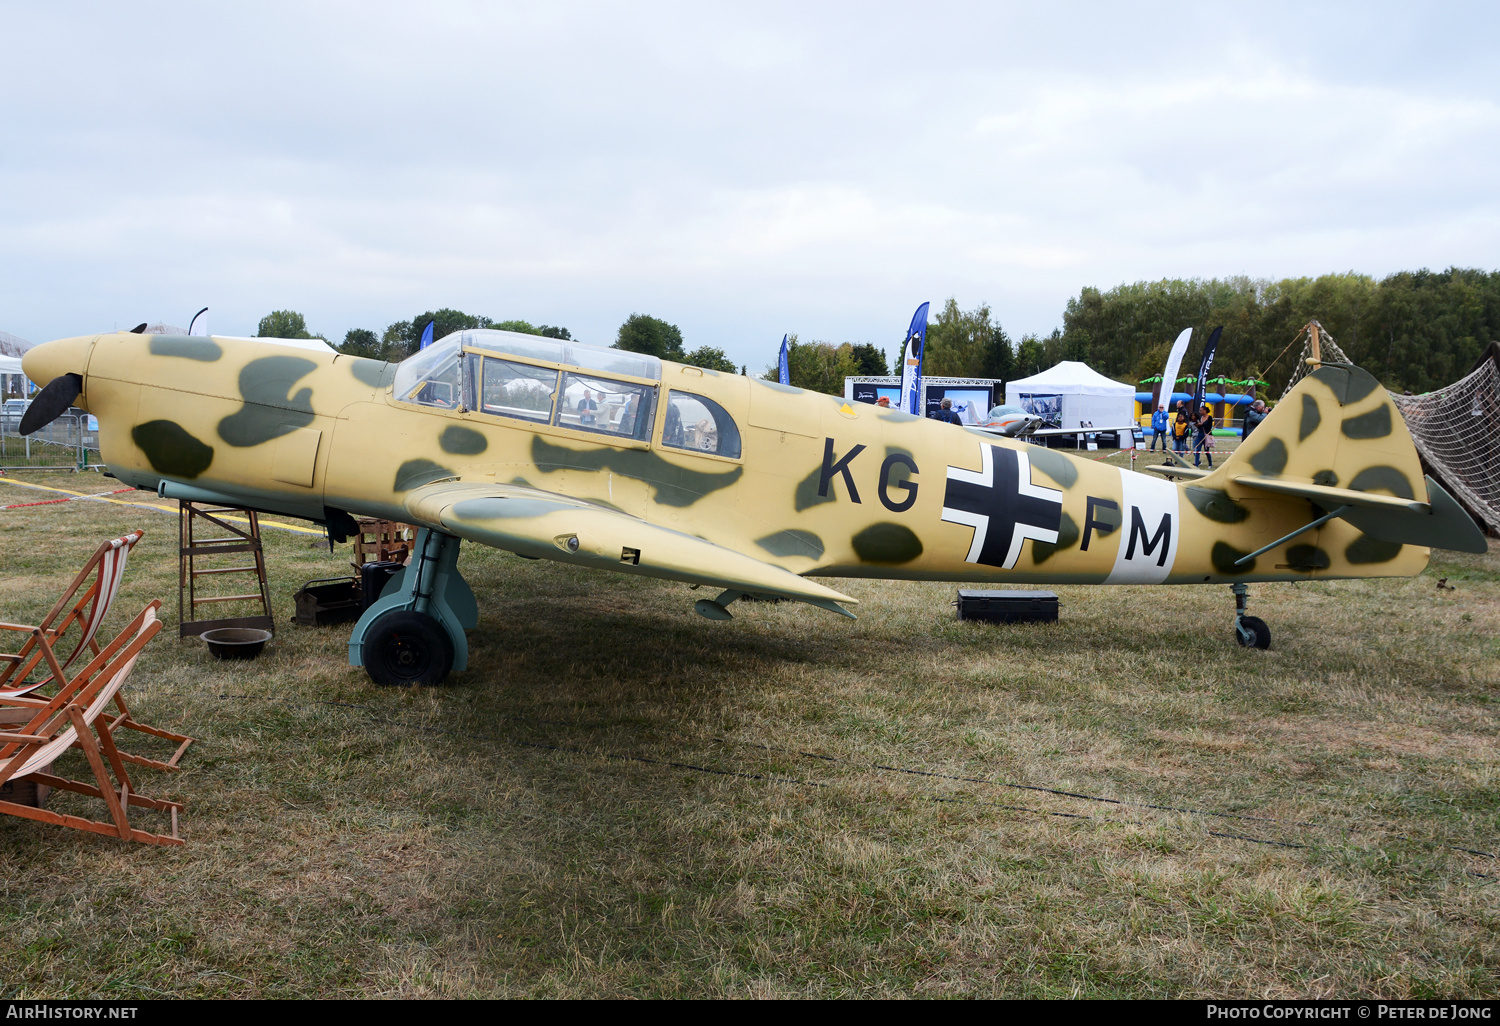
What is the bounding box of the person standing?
[932,397,963,426]
[1193,402,1215,468]
[1150,405,1169,450]
[1172,402,1190,456]
[578,390,599,428]
[1241,399,1268,438]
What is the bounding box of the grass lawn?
[0,458,1496,999]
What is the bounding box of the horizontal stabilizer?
[1144,464,1211,480]
[1230,473,1488,553]
[1230,473,1426,513]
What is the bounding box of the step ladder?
[178,501,274,638]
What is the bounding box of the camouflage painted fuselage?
[24,331,1429,599]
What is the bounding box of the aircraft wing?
[401,480,859,614]
[1023,424,1142,438]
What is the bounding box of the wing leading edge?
[401,481,859,615]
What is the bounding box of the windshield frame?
[389,330,662,450]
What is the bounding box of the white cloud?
[1,2,1497,360]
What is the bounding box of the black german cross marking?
[940,444,1062,569]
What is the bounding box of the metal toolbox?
[955,589,1059,623]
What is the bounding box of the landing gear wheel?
[364,610,454,686]
[1235,615,1271,650]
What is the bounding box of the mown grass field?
[0,459,1496,999]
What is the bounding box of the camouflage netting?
[1279,323,1500,536]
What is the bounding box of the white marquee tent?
[1005,361,1136,429]
[0,354,30,398]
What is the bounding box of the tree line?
[257,265,1500,400]
[1060,268,1500,396]
[259,309,741,374]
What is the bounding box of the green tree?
[761,336,859,395]
[339,328,380,358]
[984,324,1015,382]
[490,318,537,334]
[849,343,888,376]
[923,298,992,377]
[257,310,316,339]
[614,313,685,361]
[1057,270,1500,395]
[380,322,411,361]
[1015,335,1045,377]
[684,346,738,373]
[920,299,1015,381]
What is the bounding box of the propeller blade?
[19,373,82,435]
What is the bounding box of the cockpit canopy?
[390,329,664,442]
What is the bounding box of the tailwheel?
[1236,614,1271,650]
[364,609,454,686]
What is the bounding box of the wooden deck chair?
[0,602,183,846]
[0,529,195,772]
[0,530,145,697]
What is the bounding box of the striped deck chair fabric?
[0,602,184,846]
[0,530,144,699]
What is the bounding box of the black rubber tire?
[1236,615,1271,650]
[363,609,454,686]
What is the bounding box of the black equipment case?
[955,589,1059,624]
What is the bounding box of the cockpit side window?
[479,357,558,423]
[662,390,741,459]
[555,372,656,441]
[392,335,463,410]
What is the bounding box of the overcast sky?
[2,2,1496,367]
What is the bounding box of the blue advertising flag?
[899,302,930,415]
[419,319,435,350]
[1191,326,1222,414]
[778,334,790,386]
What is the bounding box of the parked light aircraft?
[976,403,1140,443]
[20,326,1487,684]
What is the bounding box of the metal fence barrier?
[0,412,102,472]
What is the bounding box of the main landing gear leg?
[348,528,479,685]
[1232,582,1271,650]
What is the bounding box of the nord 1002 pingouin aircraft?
[19,326,1486,684]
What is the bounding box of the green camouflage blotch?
[1341,366,1381,404]
[1342,405,1392,439]
[1186,487,1249,523]
[1299,394,1321,441]
[1032,512,1079,564]
[851,523,923,564]
[795,464,835,511]
[1349,464,1414,499]
[1206,540,1254,573]
[1027,447,1077,488]
[530,436,742,508]
[440,425,488,456]
[1212,541,1254,574]
[1285,544,1332,571]
[394,458,458,492]
[148,336,222,361]
[218,355,317,447]
[132,420,214,478]
[1248,437,1288,475]
[1310,365,1380,405]
[350,359,392,387]
[1312,470,1339,487]
[1346,534,1403,564]
[755,530,826,560]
